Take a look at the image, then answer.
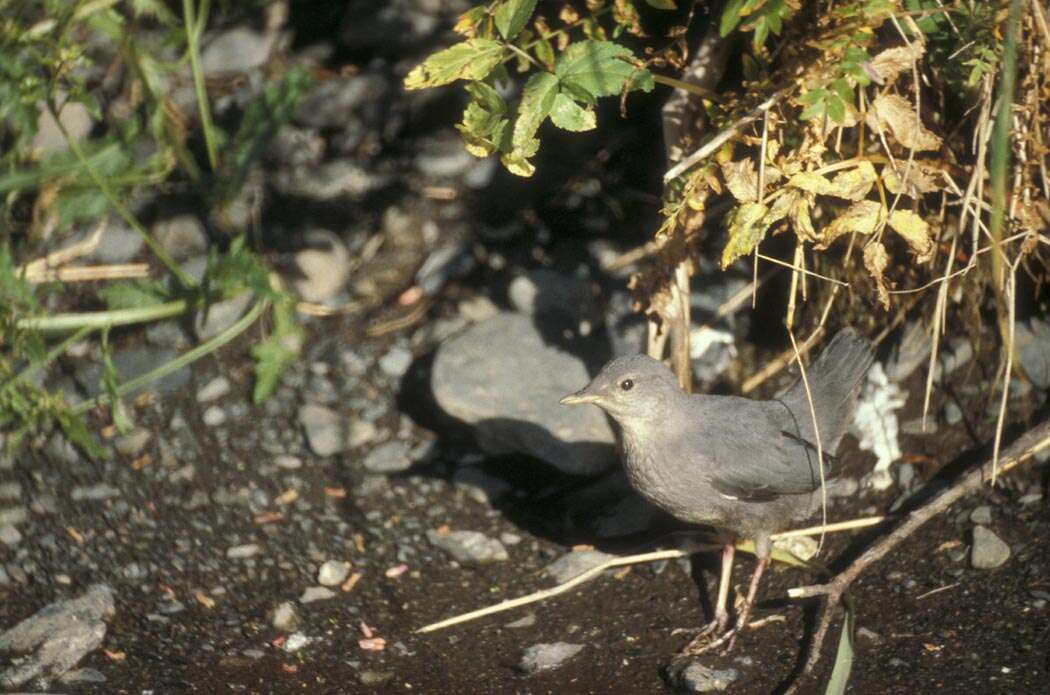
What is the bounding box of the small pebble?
[284,632,312,652]
[519,642,584,674]
[197,376,232,402]
[272,601,299,631]
[318,560,352,587]
[203,405,226,427]
[226,543,262,559]
[299,586,336,603]
[969,505,993,525]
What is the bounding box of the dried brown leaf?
[721,158,760,202]
[865,94,941,152]
[864,242,891,309]
[820,199,885,249]
[882,161,941,197]
[868,43,925,85]
[791,194,818,242]
[888,209,934,261]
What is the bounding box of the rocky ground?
[3,3,1050,693]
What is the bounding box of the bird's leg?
[724,554,770,653]
[679,543,734,653]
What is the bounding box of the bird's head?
[560,355,680,422]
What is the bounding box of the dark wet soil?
[3,315,1048,695]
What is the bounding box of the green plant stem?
[988,0,1022,292]
[183,0,219,171]
[17,300,189,333]
[2,326,95,393]
[46,102,197,289]
[70,298,269,415]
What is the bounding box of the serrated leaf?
[792,194,817,242]
[763,188,799,227]
[882,161,940,197]
[456,82,508,157]
[721,158,760,202]
[865,93,941,151]
[864,241,891,309]
[453,6,488,36]
[868,42,924,84]
[821,199,885,248]
[789,171,836,196]
[252,299,302,403]
[827,161,877,201]
[555,40,653,99]
[494,0,538,39]
[722,202,770,268]
[512,72,559,149]
[549,93,596,131]
[888,209,933,261]
[404,39,506,90]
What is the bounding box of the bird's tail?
[783,328,875,450]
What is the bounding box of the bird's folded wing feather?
[696,397,831,502]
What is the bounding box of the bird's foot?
[676,614,786,656]
[673,614,731,655]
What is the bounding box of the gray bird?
[560,328,874,652]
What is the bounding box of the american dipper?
[560,328,874,652]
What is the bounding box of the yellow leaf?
[763,188,798,228]
[721,202,770,268]
[827,161,877,201]
[865,94,941,152]
[820,200,885,249]
[864,242,891,309]
[721,158,760,202]
[789,171,834,196]
[888,209,934,261]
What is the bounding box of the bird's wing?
[696,396,833,502]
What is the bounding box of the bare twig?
[783,419,1050,694]
[664,89,790,183]
[415,516,888,635]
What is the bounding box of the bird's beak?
[560,388,600,406]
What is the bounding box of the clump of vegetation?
[1,0,309,451]
[405,0,1048,688]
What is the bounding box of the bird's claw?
[679,625,738,656]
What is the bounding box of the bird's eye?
[620,378,634,392]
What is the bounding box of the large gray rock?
[0,584,114,687]
[1016,318,1050,389]
[431,312,616,475]
[201,27,276,76]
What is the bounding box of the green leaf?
[214,66,313,207]
[505,71,559,175]
[100,329,134,433]
[721,201,770,268]
[824,602,856,695]
[646,0,677,8]
[555,40,653,99]
[251,298,301,403]
[494,0,538,40]
[457,81,509,157]
[55,408,104,459]
[826,94,846,124]
[98,280,171,310]
[549,93,597,131]
[720,0,749,36]
[404,39,507,89]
